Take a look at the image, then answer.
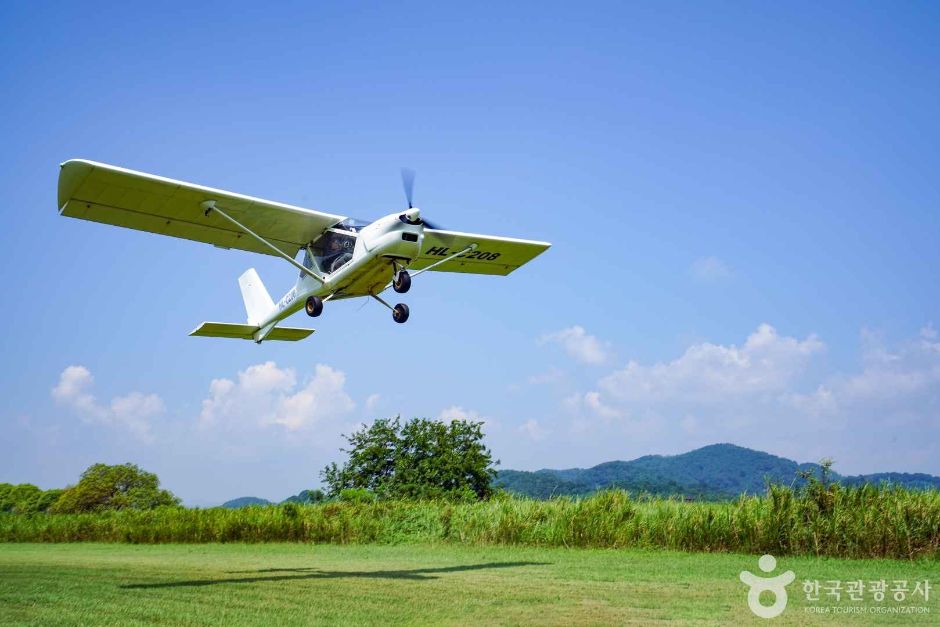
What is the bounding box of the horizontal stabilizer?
[189,322,314,342]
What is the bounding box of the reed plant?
[2,483,937,559]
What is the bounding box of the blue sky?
[2,2,938,505]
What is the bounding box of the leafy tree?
[0,484,66,514]
[0,483,17,512]
[322,416,497,500]
[0,483,39,513]
[34,488,65,512]
[50,463,180,513]
[322,417,401,495]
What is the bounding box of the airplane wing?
[57,159,346,257]
[410,228,551,276]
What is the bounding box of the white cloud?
[518,419,549,441]
[437,405,499,431]
[539,326,611,365]
[804,325,940,409]
[526,368,564,385]
[583,391,622,418]
[365,393,381,412]
[594,323,823,406]
[52,365,162,441]
[53,365,104,418]
[438,405,483,423]
[559,323,940,474]
[199,361,354,432]
[690,256,732,282]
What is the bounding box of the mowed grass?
[0,544,937,625]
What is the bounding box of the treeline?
[1,463,178,515]
[0,484,64,514]
[2,482,939,560]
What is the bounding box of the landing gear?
[392,303,410,323]
[392,269,411,293]
[305,295,323,317]
[370,293,410,323]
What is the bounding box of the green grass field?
[0,543,936,625]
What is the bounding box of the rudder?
[238,268,275,325]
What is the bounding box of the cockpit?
[300,228,357,277]
[299,217,374,278]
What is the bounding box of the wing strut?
[201,200,326,283]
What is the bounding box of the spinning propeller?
[400,167,442,230]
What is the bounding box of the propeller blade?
[399,167,444,228]
[400,167,416,209]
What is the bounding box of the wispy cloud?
[690,256,733,282]
[526,368,564,385]
[437,405,498,431]
[518,418,549,441]
[52,365,162,442]
[539,326,611,365]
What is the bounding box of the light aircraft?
[57,160,551,342]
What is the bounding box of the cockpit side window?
[304,230,356,275]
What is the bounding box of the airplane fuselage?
[262,211,424,329]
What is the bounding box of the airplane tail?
[238,268,275,325]
[189,268,314,342]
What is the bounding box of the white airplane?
[57,160,551,343]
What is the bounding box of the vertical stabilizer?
[238,268,275,325]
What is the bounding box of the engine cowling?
[358,210,424,258]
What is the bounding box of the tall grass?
[1,485,938,559]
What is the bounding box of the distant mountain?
[220,490,326,508]
[495,443,940,500]
[841,473,940,491]
[221,496,272,508]
[281,489,325,504]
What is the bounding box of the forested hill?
[221,490,325,508]
[221,497,272,508]
[494,443,940,500]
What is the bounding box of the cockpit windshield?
[301,229,357,276]
[334,217,370,233]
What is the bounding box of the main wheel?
[392,270,411,294]
[305,295,323,317]
[392,303,409,323]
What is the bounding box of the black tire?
[305,295,323,317]
[393,270,411,294]
[392,303,409,323]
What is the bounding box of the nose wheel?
[392,269,411,293]
[371,293,410,324]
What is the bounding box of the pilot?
[323,235,353,273]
